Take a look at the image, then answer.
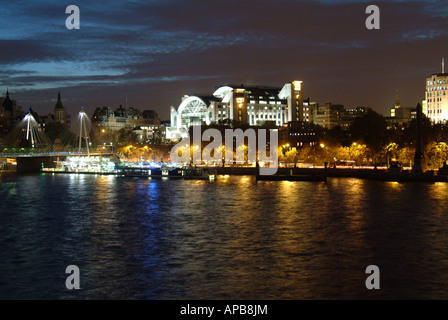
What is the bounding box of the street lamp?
[320,143,327,166]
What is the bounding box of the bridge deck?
[0,152,115,158]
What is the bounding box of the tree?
[324,125,352,147]
[426,142,448,168]
[350,109,388,163]
[401,112,433,149]
[114,128,138,146]
[396,146,415,168]
[284,149,298,164]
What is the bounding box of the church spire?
[55,92,64,109]
[395,89,400,108]
[2,88,13,113]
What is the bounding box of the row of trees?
[172,108,448,169]
[280,108,448,168]
[116,144,172,162]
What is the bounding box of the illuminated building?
[424,60,448,123]
[167,81,305,140]
[92,105,162,143]
[389,90,403,118]
[132,124,166,144]
[303,99,318,124]
[279,122,318,148]
[92,105,160,131]
[278,81,305,122]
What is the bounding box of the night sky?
[1,0,447,123]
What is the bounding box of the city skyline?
[3,1,448,303]
[1,0,448,122]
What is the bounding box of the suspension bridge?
[0,108,114,172]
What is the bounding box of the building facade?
[92,105,163,144]
[424,71,448,123]
[312,103,345,130]
[279,121,318,149]
[167,81,305,140]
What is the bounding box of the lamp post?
[320,143,327,166]
[412,103,423,173]
[280,143,290,167]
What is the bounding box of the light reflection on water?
[1,174,448,299]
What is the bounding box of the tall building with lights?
[278,81,305,122]
[424,60,448,123]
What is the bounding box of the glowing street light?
[78,107,91,157]
[320,143,327,165]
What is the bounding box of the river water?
[1,173,448,300]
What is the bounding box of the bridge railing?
[0,150,115,158]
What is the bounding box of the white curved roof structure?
[176,96,210,129]
[213,86,234,103]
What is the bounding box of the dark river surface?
[1,173,448,300]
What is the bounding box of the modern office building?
[167,81,305,140]
[303,99,318,124]
[312,103,345,130]
[424,60,448,123]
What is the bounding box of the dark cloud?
[0,40,65,63]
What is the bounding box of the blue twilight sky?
[1,0,447,121]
